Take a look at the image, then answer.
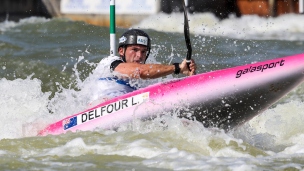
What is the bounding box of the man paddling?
[97,29,196,95]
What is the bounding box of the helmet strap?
[122,50,127,62]
[119,46,127,62]
[145,48,150,63]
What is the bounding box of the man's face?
[119,45,148,64]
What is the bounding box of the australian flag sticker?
[63,116,77,130]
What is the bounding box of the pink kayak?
[38,53,304,136]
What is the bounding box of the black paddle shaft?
[182,0,192,68]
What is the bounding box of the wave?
[134,13,304,41]
[0,16,51,32]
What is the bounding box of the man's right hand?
[179,59,197,76]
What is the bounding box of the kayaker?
[97,29,196,95]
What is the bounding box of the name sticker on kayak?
[63,92,150,130]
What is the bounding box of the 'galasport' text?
[236,59,285,78]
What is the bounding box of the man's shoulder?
[95,56,123,75]
[99,56,123,65]
[93,56,122,76]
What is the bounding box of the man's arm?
[114,63,175,79]
[114,59,196,79]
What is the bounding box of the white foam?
[0,77,50,139]
[134,13,304,41]
[235,100,304,152]
[0,17,50,32]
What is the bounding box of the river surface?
[1,13,304,170]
